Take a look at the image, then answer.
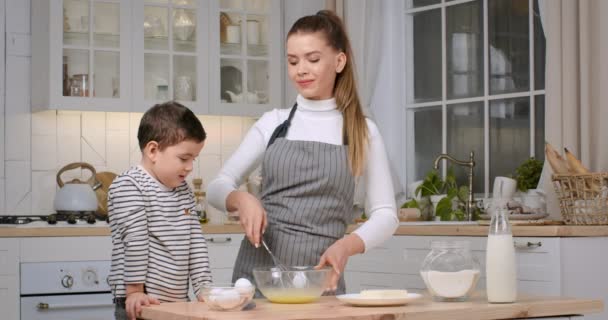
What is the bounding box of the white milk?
[486,234,517,303]
[421,269,480,298]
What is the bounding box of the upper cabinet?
[32,0,283,117]
[210,0,282,117]
[32,0,132,112]
[131,0,209,114]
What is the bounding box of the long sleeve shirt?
[207,95,398,251]
[108,166,212,302]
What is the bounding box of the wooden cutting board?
[94,171,117,217]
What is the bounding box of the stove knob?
[67,215,77,224]
[82,269,99,286]
[61,275,74,288]
[86,214,96,224]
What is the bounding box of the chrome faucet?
[433,151,475,221]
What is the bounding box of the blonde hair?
[287,10,368,176]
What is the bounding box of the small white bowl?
[199,283,255,311]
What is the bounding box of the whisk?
[261,239,288,271]
[260,240,310,288]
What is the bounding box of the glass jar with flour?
[420,240,480,302]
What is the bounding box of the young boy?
[108,102,212,320]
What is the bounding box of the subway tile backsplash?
[3,109,255,216]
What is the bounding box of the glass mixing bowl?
[253,266,331,304]
[199,283,255,311]
[420,240,480,302]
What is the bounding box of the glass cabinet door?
[136,0,206,111]
[62,0,123,100]
[212,0,280,116]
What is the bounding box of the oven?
[20,261,114,319]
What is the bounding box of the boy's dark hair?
[138,101,206,151]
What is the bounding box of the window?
[404,0,545,196]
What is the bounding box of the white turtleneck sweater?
[207,95,398,251]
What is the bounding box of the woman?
[207,10,398,294]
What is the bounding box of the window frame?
[403,0,545,197]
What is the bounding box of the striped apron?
[232,104,355,295]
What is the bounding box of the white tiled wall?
[22,110,255,215]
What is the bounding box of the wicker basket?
[552,173,608,225]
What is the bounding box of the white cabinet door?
[0,238,19,275]
[513,237,561,296]
[131,0,210,114]
[0,275,19,320]
[349,235,562,297]
[32,0,132,112]
[205,233,243,283]
[209,0,283,117]
[0,239,19,320]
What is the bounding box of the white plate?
[336,293,422,307]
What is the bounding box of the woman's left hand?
[315,234,365,292]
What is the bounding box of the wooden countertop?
[140,294,603,320]
[2,223,608,237]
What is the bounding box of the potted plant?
[514,157,545,211]
[514,157,543,193]
[402,168,476,221]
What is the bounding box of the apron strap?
[266,103,298,149]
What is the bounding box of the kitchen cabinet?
[131,0,209,113]
[205,233,243,283]
[0,275,19,320]
[0,239,19,320]
[346,236,561,294]
[32,0,132,112]
[33,0,283,117]
[209,0,283,117]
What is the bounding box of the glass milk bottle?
[486,199,517,303]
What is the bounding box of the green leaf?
[453,209,466,221]
[436,196,454,221]
[515,157,543,192]
[417,169,444,196]
[458,185,469,203]
[401,199,419,209]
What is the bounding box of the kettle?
[54,162,99,213]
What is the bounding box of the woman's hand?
[315,234,365,292]
[227,190,267,247]
[125,292,159,320]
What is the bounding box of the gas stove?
[0,213,108,226]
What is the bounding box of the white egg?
[292,271,308,288]
[234,278,254,294]
[234,278,252,288]
[215,289,242,309]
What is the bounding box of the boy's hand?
[227,191,267,247]
[125,292,160,320]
